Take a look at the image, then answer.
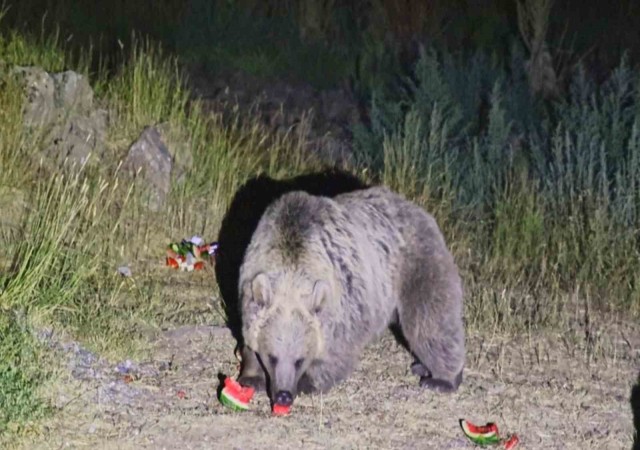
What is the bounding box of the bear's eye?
[268,354,278,366]
[294,358,305,370]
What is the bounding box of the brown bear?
[237,186,465,408]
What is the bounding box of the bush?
[355,45,640,321]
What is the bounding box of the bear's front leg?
[238,346,266,391]
[296,373,317,394]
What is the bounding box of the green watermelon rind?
[220,388,250,411]
[460,420,500,446]
[465,433,500,446]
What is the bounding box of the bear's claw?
[419,370,463,393]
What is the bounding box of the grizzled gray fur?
[237,186,464,406]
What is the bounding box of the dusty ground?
[22,315,639,450]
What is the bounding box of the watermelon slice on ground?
[503,434,519,449]
[460,419,501,445]
[219,377,255,411]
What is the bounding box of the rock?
[12,66,107,168]
[52,70,93,113]
[117,266,132,277]
[123,126,173,211]
[44,109,107,167]
[13,66,56,127]
[156,122,193,183]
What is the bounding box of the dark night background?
[3,0,640,87]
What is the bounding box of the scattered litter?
[166,237,218,272]
[117,265,132,277]
[219,376,255,411]
[460,419,519,448]
[176,389,187,399]
[188,235,203,246]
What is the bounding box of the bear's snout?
[274,390,294,406]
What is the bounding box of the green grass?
[0,316,50,438]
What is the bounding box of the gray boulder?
[44,109,108,167]
[12,66,106,167]
[13,66,56,127]
[156,122,193,184]
[52,70,94,113]
[123,126,173,211]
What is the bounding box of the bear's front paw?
[420,376,456,393]
[419,375,461,394]
[238,375,266,392]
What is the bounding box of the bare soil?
[23,318,639,450]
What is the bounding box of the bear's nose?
[275,390,293,406]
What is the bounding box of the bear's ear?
[311,280,330,315]
[250,273,272,306]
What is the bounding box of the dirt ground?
[21,314,639,450]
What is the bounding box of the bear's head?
[241,272,330,406]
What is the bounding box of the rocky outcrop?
[122,125,193,211]
[122,126,173,211]
[12,65,196,212]
[13,66,108,167]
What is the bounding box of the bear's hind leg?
[397,221,465,393]
[400,307,464,393]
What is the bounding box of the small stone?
[117,266,132,277]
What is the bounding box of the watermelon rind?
[460,419,500,446]
[220,388,250,411]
